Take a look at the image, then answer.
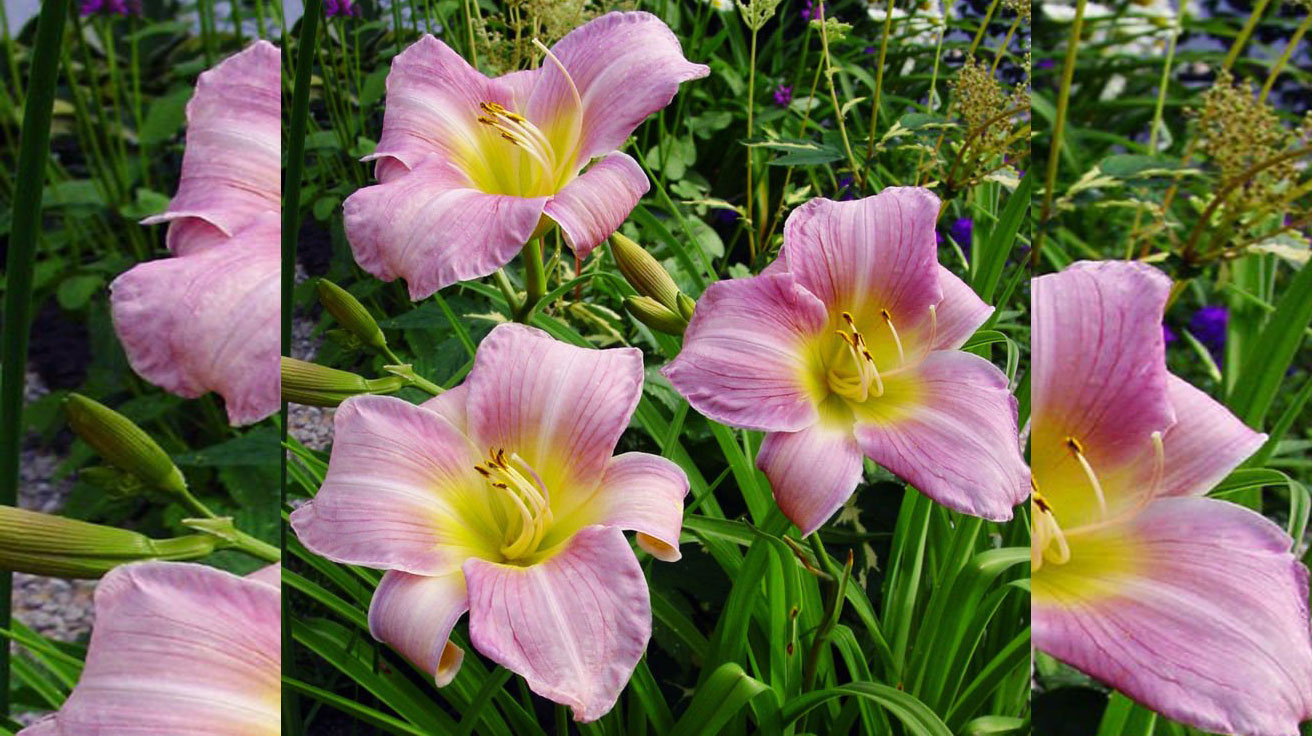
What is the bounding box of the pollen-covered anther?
[829,312,884,402]
[476,448,553,560]
[475,100,558,177]
[1031,490,1070,571]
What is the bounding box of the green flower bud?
[0,506,221,578]
[677,292,697,322]
[317,279,388,352]
[625,296,689,335]
[65,394,188,498]
[611,233,681,310]
[281,357,407,407]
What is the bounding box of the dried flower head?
[1002,0,1031,23]
[945,57,1030,188]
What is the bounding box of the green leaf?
[172,427,281,467]
[779,682,952,736]
[56,274,104,310]
[670,663,776,736]
[138,87,193,146]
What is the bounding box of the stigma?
[475,448,553,561]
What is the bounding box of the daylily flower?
[291,323,689,721]
[111,41,280,425]
[1031,260,1312,736]
[343,12,708,300]
[663,188,1028,534]
[19,562,280,735]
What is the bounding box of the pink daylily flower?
[1032,260,1312,736]
[111,40,280,425]
[290,323,689,721]
[343,12,709,300]
[663,188,1028,534]
[18,562,280,735]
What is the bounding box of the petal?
[56,562,280,735]
[289,395,488,574]
[590,452,689,562]
[543,152,649,259]
[1033,497,1312,736]
[420,382,470,434]
[854,351,1028,521]
[15,717,57,736]
[110,216,279,425]
[464,525,651,723]
[780,189,943,324]
[663,274,828,432]
[465,323,644,498]
[1032,261,1174,468]
[526,11,709,163]
[368,571,469,687]
[343,157,548,301]
[758,423,864,535]
[1153,374,1266,498]
[141,41,280,255]
[245,564,281,588]
[366,35,509,181]
[932,266,993,350]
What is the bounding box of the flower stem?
[0,0,69,712]
[516,238,548,322]
[864,0,898,172]
[817,0,860,186]
[1031,0,1087,268]
[745,26,758,263]
[1222,0,1272,71]
[1259,11,1311,103]
[493,268,523,314]
[802,534,854,700]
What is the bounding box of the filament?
[1065,436,1108,518]
[476,449,553,560]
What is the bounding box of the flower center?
[476,101,561,189]
[825,306,935,403]
[1031,431,1163,570]
[474,448,554,561]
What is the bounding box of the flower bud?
[677,292,697,322]
[65,394,188,498]
[611,233,681,310]
[624,296,689,335]
[281,357,407,407]
[317,279,388,352]
[0,506,221,578]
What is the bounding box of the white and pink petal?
[52,562,280,735]
[368,571,469,687]
[343,157,548,300]
[110,215,280,426]
[757,423,864,536]
[464,525,651,723]
[663,274,828,433]
[854,351,1027,521]
[543,152,649,259]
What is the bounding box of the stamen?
[1065,436,1108,517]
[475,101,558,180]
[1031,490,1070,571]
[1147,431,1164,498]
[477,448,553,560]
[829,315,885,402]
[532,38,583,154]
[881,309,906,365]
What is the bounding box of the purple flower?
[950,217,972,247]
[835,175,856,201]
[773,84,793,107]
[800,0,813,20]
[1037,59,1055,69]
[1189,306,1227,348]
[81,0,139,16]
[326,0,362,16]
[1163,324,1178,345]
